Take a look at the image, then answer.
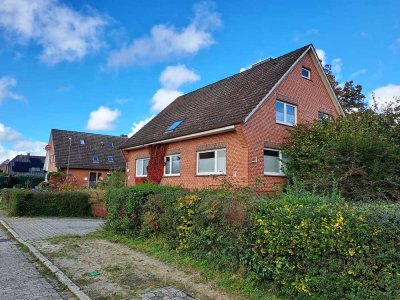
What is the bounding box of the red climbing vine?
[147,144,167,184]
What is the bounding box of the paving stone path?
[0,215,104,243]
[0,226,64,300]
[141,286,196,300]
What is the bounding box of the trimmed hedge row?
[0,175,45,189]
[105,184,400,300]
[8,190,90,217]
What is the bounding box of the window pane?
[280,153,288,173]
[264,150,280,173]
[302,68,310,78]
[171,156,180,174]
[198,151,215,173]
[286,105,295,125]
[137,160,143,175]
[276,102,285,123]
[142,159,149,176]
[216,150,226,173]
[165,156,171,174]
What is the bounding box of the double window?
[164,154,181,176]
[264,149,287,176]
[276,100,296,126]
[197,149,226,175]
[136,158,150,177]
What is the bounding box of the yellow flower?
[348,248,355,256]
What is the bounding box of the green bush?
[104,170,125,189]
[105,183,400,299]
[8,190,90,217]
[282,112,400,201]
[13,175,45,188]
[0,188,13,205]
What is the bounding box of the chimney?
[27,153,30,157]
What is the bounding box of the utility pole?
[66,137,72,179]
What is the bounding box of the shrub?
[105,170,125,189]
[8,190,90,217]
[0,188,13,205]
[13,175,45,188]
[282,113,400,201]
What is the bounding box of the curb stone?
[0,217,91,300]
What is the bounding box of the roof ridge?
[52,129,128,139]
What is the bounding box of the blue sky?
[0,0,399,162]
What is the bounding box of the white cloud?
[160,65,200,89]
[0,0,108,65]
[151,89,183,112]
[129,115,155,137]
[0,76,25,104]
[0,122,46,163]
[349,68,367,79]
[331,58,343,74]
[390,37,400,54]
[151,64,200,112]
[86,106,121,131]
[107,1,221,68]
[315,48,327,66]
[370,84,400,107]
[0,123,21,141]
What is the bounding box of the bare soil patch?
[38,236,233,300]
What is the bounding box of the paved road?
[1,216,104,243]
[0,226,64,300]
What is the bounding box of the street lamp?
[66,137,72,179]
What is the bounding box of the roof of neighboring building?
[9,155,45,173]
[122,44,323,149]
[51,129,128,170]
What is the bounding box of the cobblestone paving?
[1,215,104,243]
[0,226,64,300]
[141,286,196,300]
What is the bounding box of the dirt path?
[38,236,234,300]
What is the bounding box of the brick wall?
[124,127,249,190]
[67,169,109,188]
[243,51,340,191]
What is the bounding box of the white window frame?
[301,67,311,79]
[136,158,150,177]
[276,100,297,126]
[264,148,287,176]
[196,148,226,176]
[164,154,181,177]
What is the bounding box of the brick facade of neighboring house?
[122,45,343,191]
[44,129,127,188]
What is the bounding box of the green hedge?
[0,175,45,189]
[105,184,400,299]
[9,190,90,217]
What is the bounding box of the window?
[30,167,41,172]
[197,149,226,175]
[166,120,184,132]
[264,149,288,176]
[276,100,296,126]
[136,158,150,177]
[301,67,311,79]
[107,156,114,162]
[318,111,331,121]
[80,139,85,145]
[109,142,114,148]
[92,156,99,163]
[164,154,180,176]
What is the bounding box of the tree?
[323,64,367,114]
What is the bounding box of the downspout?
[120,148,128,187]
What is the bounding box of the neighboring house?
[0,159,9,173]
[5,154,45,176]
[44,129,128,187]
[121,44,344,191]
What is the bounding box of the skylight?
[80,139,85,145]
[166,120,184,132]
[92,156,99,163]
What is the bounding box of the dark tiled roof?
[123,44,311,149]
[52,129,128,170]
[10,155,45,173]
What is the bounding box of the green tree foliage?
[282,105,400,201]
[324,64,367,114]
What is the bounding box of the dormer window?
[80,139,85,145]
[107,156,114,162]
[301,67,311,79]
[92,156,99,163]
[109,142,114,148]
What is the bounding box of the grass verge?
[93,230,282,300]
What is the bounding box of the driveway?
[0,215,104,244]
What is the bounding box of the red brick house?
[44,129,127,187]
[121,44,344,191]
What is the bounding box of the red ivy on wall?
[147,144,167,184]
